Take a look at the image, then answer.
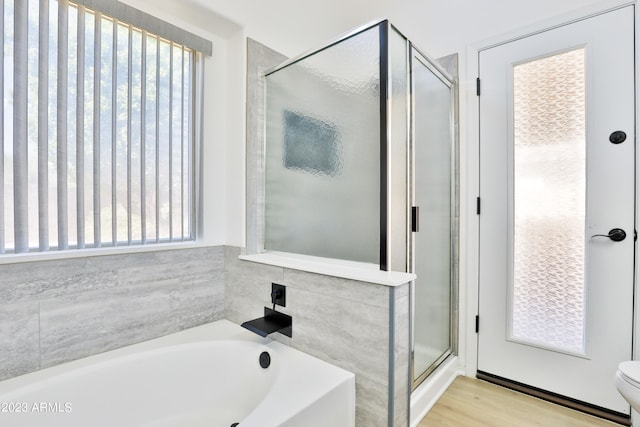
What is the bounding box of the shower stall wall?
[262,19,458,392]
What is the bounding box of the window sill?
[0,241,214,265]
[238,251,416,287]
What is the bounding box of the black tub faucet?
[241,283,292,338]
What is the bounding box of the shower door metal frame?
[408,46,460,390]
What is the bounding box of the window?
[511,49,586,353]
[1,0,209,254]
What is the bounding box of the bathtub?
[0,319,355,427]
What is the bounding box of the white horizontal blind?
[2,0,197,253]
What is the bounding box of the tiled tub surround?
[0,246,224,381]
[225,246,412,427]
[2,245,410,426]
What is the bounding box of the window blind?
[2,0,205,253]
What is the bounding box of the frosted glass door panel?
[511,49,586,354]
[413,56,453,377]
[264,26,380,263]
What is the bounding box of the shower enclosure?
[263,20,458,388]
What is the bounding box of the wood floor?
[418,376,621,427]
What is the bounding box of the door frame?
[463,0,639,420]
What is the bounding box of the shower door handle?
[412,206,419,232]
[590,228,626,242]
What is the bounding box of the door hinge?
[411,206,420,232]
[476,77,481,96]
[476,197,481,215]
[475,315,480,333]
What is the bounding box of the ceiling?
[187,0,606,58]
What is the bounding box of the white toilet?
[616,361,640,411]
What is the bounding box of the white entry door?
[478,6,635,415]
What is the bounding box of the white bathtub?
[0,320,355,427]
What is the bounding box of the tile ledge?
[238,252,416,287]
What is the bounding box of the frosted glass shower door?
[412,51,454,383]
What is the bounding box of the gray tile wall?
[0,246,224,380]
[245,38,287,254]
[392,283,411,427]
[224,246,411,427]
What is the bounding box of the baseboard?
[410,356,463,427]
